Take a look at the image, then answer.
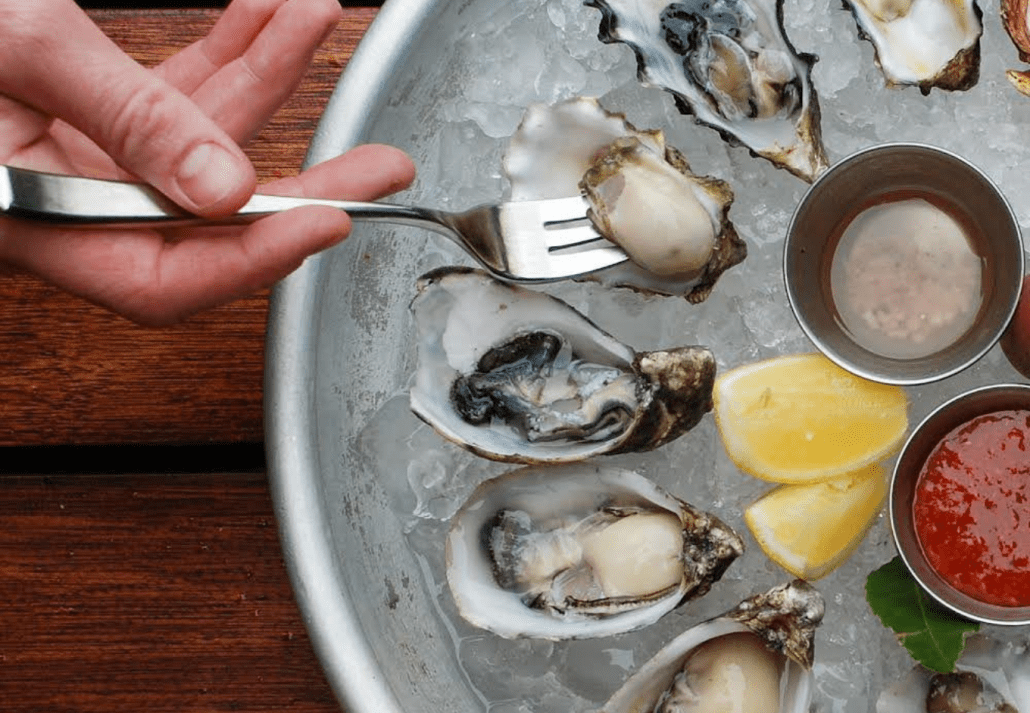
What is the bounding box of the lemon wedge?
[745,463,889,580]
[713,353,908,483]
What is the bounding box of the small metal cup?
[784,143,1024,385]
[890,384,1030,625]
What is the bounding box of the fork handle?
[0,165,439,229]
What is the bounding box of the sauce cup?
[784,143,1024,385]
[890,383,1030,625]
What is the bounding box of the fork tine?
[496,196,629,280]
[510,195,613,250]
[545,224,609,250]
[535,195,592,225]
[545,245,629,278]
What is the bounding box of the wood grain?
[0,8,377,447]
[0,9,380,713]
[0,472,340,712]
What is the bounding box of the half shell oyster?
[584,0,829,181]
[409,267,717,463]
[444,463,745,639]
[505,97,747,303]
[602,579,824,712]
[877,635,1030,713]
[843,0,982,93]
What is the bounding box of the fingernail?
[176,142,250,211]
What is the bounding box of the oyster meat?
[843,0,982,93]
[410,267,717,463]
[602,579,825,712]
[584,0,828,181]
[877,635,1030,713]
[444,463,745,639]
[504,97,747,303]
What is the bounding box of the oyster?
[444,463,745,639]
[1002,0,1030,96]
[602,579,825,712]
[504,97,747,303]
[877,636,1030,713]
[584,0,828,181]
[843,0,982,93]
[410,267,717,463]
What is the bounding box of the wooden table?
[0,9,378,711]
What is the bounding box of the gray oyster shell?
[585,0,829,182]
[409,267,716,463]
[843,0,982,94]
[504,97,747,302]
[444,463,745,639]
[602,580,825,712]
[877,635,1030,713]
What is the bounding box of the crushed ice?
[347,0,1030,709]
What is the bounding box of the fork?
[0,164,629,282]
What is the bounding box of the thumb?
[0,1,256,215]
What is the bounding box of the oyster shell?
[504,97,747,303]
[584,0,828,181]
[444,463,745,639]
[877,635,1030,713]
[1002,0,1030,96]
[602,579,825,712]
[843,0,982,93]
[409,267,717,463]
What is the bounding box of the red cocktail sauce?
[913,409,1030,607]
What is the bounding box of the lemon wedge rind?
[744,462,889,581]
[713,353,908,484]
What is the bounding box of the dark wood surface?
[1,9,379,712]
[1,473,340,712]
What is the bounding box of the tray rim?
[264,0,436,710]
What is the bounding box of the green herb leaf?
[865,556,979,673]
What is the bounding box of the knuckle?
[100,82,183,171]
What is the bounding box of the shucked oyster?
[602,579,825,713]
[409,267,716,463]
[843,0,982,93]
[504,97,747,303]
[877,635,1030,713]
[584,0,829,181]
[445,464,745,639]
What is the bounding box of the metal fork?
[0,165,629,282]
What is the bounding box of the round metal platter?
[266,0,1030,710]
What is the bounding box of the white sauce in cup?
[829,197,984,360]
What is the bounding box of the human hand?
[0,0,416,325]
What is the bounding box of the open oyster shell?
[444,463,745,639]
[1002,0,1030,95]
[504,97,747,303]
[409,267,716,463]
[602,579,824,712]
[584,0,828,181]
[877,635,1030,713]
[843,0,982,93]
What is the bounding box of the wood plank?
[0,8,377,447]
[0,471,341,712]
